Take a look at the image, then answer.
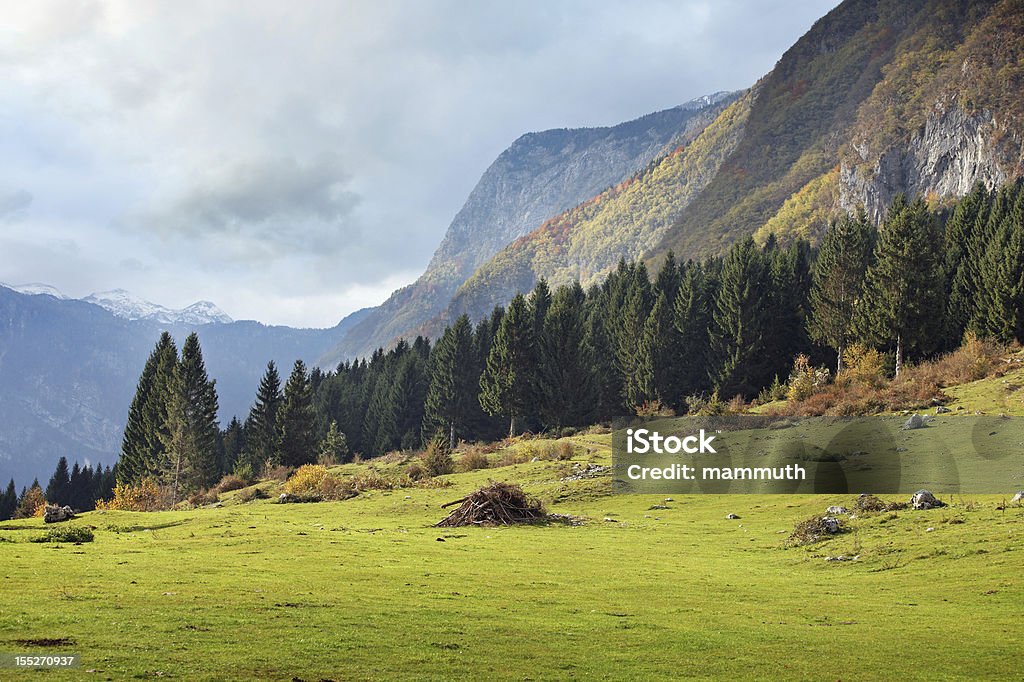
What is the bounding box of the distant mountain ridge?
[319,92,738,365]
[2,283,233,325]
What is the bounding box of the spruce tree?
[655,251,682,304]
[318,420,350,464]
[641,291,675,408]
[712,238,773,398]
[615,271,655,412]
[243,361,283,470]
[944,182,989,343]
[480,293,537,436]
[530,278,552,337]
[808,212,875,372]
[583,287,622,421]
[162,332,221,498]
[673,260,716,398]
[0,479,16,521]
[978,185,1024,342]
[68,462,87,510]
[856,196,945,376]
[221,416,245,475]
[119,332,177,484]
[278,359,317,467]
[423,315,478,448]
[45,456,71,507]
[537,282,593,428]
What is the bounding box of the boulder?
[43,504,75,524]
[902,414,928,430]
[910,489,945,510]
[825,505,848,515]
[821,516,842,534]
[935,406,951,414]
[725,513,740,520]
[1011,491,1024,504]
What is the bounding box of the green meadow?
[1,431,1021,681]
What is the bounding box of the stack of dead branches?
[435,482,546,527]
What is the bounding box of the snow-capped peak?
[0,282,69,299]
[83,289,233,325]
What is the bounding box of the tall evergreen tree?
[119,332,177,484]
[944,182,990,344]
[423,315,478,448]
[615,269,655,411]
[0,479,16,521]
[45,456,71,507]
[583,287,622,420]
[977,184,1024,342]
[162,333,221,498]
[529,278,552,337]
[278,359,317,467]
[480,293,537,436]
[221,416,245,475]
[243,361,283,470]
[641,291,676,408]
[856,196,945,376]
[673,260,716,399]
[712,238,773,398]
[808,212,875,372]
[537,282,593,428]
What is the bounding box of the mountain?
[0,282,69,299]
[319,92,738,365]
[0,286,360,487]
[83,289,233,325]
[431,0,1024,330]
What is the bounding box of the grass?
[0,434,1020,680]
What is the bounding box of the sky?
[0,0,839,328]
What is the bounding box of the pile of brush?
[435,482,546,527]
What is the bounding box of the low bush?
[405,462,429,481]
[458,448,491,472]
[33,526,94,543]
[213,475,247,494]
[236,487,269,503]
[283,465,330,498]
[422,433,454,477]
[187,489,218,507]
[95,478,169,512]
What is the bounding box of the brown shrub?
[497,450,529,467]
[188,489,219,507]
[422,433,454,477]
[406,462,429,481]
[213,474,247,494]
[786,515,846,546]
[264,464,292,482]
[854,493,908,513]
[95,478,170,512]
[236,487,269,503]
[458,448,491,472]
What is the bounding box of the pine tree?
[978,184,1024,342]
[655,251,681,304]
[278,359,316,467]
[856,196,945,376]
[641,291,676,408]
[221,416,245,475]
[537,282,593,428]
[615,271,655,412]
[45,456,71,507]
[808,212,875,372]
[944,182,989,344]
[68,462,86,510]
[673,260,716,398]
[119,332,177,484]
[529,278,552,337]
[1,479,18,521]
[243,361,283,470]
[583,287,622,421]
[162,333,221,499]
[318,420,350,465]
[423,315,478,448]
[712,238,773,398]
[480,293,537,436]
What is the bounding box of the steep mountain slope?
[0,287,364,486]
[320,93,736,364]
[442,0,1023,331]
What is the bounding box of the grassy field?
[0,431,1021,681]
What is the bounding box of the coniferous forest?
[8,179,1022,513]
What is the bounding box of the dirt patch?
[14,637,76,647]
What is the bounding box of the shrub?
[187,489,218,507]
[33,526,94,543]
[236,487,269,503]
[95,478,168,512]
[405,462,429,481]
[497,450,529,467]
[458,448,491,472]
[422,433,454,477]
[839,344,886,388]
[213,475,247,494]
[758,375,788,403]
[232,462,255,484]
[787,354,830,401]
[636,400,674,417]
[555,441,576,461]
[284,465,330,497]
[351,471,399,492]
[264,464,292,482]
[686,391,727,416]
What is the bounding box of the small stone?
[603,517,617,522]
[726,513,740,520]
[903,414,928,430]
[825,505,848,515]
[935,406,951,414]
[648,504,670,510]
[1010,491,1024,504]
[664,498,674,502]
[926,527,935,532]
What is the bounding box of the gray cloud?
[0,0,839,326]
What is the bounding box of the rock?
[1011,491,1024,504]
[821,516,842,534]
[910,489,946,510]
[603,517,617,522]
[648,504,670,510]
[926,527,935,532]
[902,414,928,430]
[825,505,848,515]
[530,457,540,463]
[725,513,740,520]
[664,498,674,502]
[43,504,75,523]
[935,406,951,414]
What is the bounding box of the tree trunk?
[836,343,844,375]
[449,422,456,451]
[894,334,903,378]
[509,414,517,437]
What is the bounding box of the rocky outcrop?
[841,101,1021,222]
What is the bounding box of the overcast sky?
[0,0,838,328]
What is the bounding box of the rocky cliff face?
[841,103,1018,221]
[319,93,736,365]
